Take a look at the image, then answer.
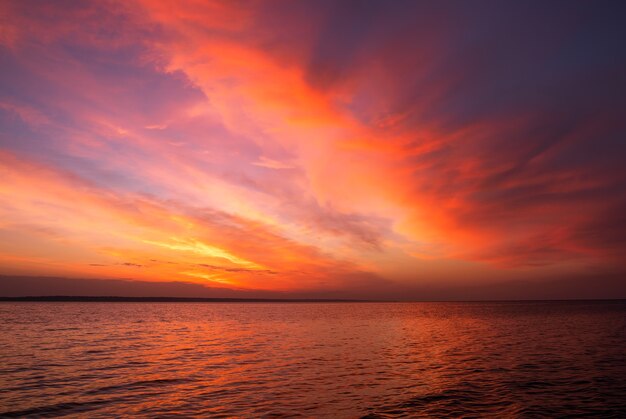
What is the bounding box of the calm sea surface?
[1,301,625,417]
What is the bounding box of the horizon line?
[1,296,625,303]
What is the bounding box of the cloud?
[0,1,625,298]
[0,150,385,291]
[252,156,295,170]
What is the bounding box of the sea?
[1,301,625,417]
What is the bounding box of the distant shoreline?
[1,296,625,303]
[0,296,374,303]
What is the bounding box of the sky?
[1,0,625,299]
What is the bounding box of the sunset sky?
[1,0,625,299]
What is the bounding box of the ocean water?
[0,301,625,418]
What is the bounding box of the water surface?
[1,301,625,417]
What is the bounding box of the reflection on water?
[1,301,625,417]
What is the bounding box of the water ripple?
[0,301,625,417]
